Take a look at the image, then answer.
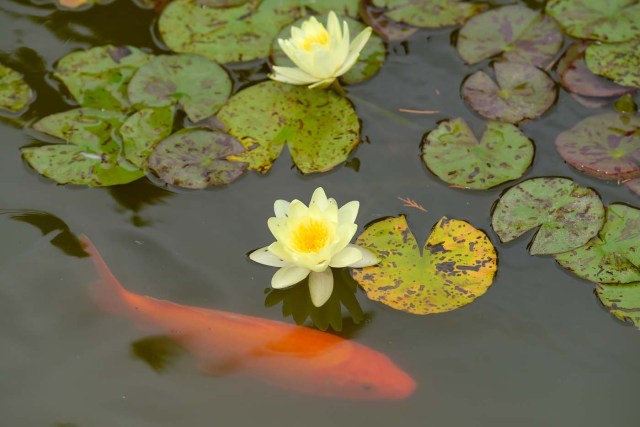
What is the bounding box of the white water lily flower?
[250,187,379,307]
[269,11,373,89]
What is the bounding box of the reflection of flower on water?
[250,187,379,307]
[269,11,372,90]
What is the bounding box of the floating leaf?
[54,45,151,111]
[456,4,562,67]
[217,81,360,174]
[372,0,485,29]
[555,204,640,284]
[585,41,640,89]
[120,107,175,169]
[22,108,144,187]
[351,216,496,314]
[615,94,638,114]
[360,0,419,42]
[546,0,640,43]
[596,282,640,330]
[148,129,247,188]
[131,335,185,373]
[491,177,605,255]
[301,0,359,17]
[462,62,557,124]
[0,64,32,113]
[271,16,386,86]
[555,113,640,181]
[159,0,299,63]
[421,118,534,190]
[127,54,231,123]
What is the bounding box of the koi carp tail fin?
[79,235,129,315]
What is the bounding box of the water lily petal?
[334,50,360,77]
[268,242,293,263]
[309,269,334,307]
[326,11,341,41]
[310,187,329,210]
[308,78,335,89]
[249,246,290,267]
[349,245,380,268]
[274,199,290,218]
[272,265,310,289]
[349,26,373,56]
[338,200,359,224]
[288,199,309,219]
[329,245,363,267]
[268,217,290,242]
[271,66,319,85]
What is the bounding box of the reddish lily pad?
[491,177,605,255]
[360,0,419,42]
[555,113,640,181]
[371,0,486,29]
[585,41,640,89]
[555,204,640,284]
[148,129,247,189]
[120,107,175,169]
[546,0,640,43]
[456,4,563,67]
[596,282,640,330]
[0,64,32,113]
[216,81,360,174]
[127,54,231,123]
[462,62,557,124]
[351,216,497,315]
[421,118,534,190]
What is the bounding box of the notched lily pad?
[351,216,497,315]
[0,64,33,113]
[120,107,175,169]
[360,0,419,42]
[596,282,640,330]
[462,62,557,124]
[148,129,247,188]
[456,4,562,67]
[216,81,360,174]
[491,177,605,255]
[128,54,231,123]
[555,113,640,181]
[421,118,534,190]
[555,204,640,284]
[54,45,151,111]
[372,0,486,29]
[301,0,359,17]
[585,41,640,89]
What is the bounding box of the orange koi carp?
[81,236,416,400]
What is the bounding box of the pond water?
[1,1,639,426]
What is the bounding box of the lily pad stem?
[331,80,347,97]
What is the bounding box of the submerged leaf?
[596,282,640,330]
[585,41,640,89]
[131,335,185,373]
[352,216,497,315]
[0,64,32,113]
[372,0,486,29]
[491,177,605,255]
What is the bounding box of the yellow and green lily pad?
[585,41,640,89]
[456,4,563,66]
[54,45,151,111]
[120,107,175,169]
[491,177,605,255]
[0,64,33,113]
[217,81,360,174]
[555,203,640,284]
[301,0,359,17]
[127,54,231,123]
[371,0,486,29]
[596,282,640,330]
[421,118,534,190]
[351,216,497,315]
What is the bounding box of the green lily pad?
[421,118,534,190]
[596,282,640,330]
[217,81,360,174]
[546,0,640,43]
[54,45,151,111]
[491,177,605,255]
[120,107,175,169]
[462,62,557,124]
[585,41,640,89]
[271,16,386,86]
[456,4,563,66]
[360,0,419,42]
[372,0,486,29]
[627,178,640,196]
[351,216,497,314]
[148,129,247,188]
[0,64,32,113]
[555,204,640,284]
[301,0,359,17]
[159,0,299,64]
[127,54,231,123]
[615,94,638,114]
[555,113,640,181]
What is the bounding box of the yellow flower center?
[292,219,330,253]
[301,29,329,51]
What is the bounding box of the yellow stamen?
[292,219,329,253]
[301,29,329,51]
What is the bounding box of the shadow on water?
[107,179,174,226]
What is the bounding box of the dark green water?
[1,1,639,426]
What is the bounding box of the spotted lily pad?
[127,54,231,123]
[456,4,562,66]
[421,118,533,190]
[54,46,151,111]
[120,107,175,169]
[372,0,486,29]
[351,216,497,314]
[159,0,299,64]
[546,0,640,43]
[216,81,360,174]
[301,0,359,16]
[555,204,640,284]
[360,0,419,42]
[462,62,557,124]
[271,16,386,85]
[585,41,640,89]
[491,177,605,255]
[0,64,32,113]
[596,282,640,330]
[555,113,640,181]
[22,108,144,187]
[148,129,247,188]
